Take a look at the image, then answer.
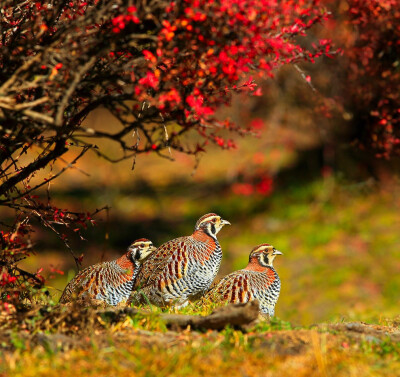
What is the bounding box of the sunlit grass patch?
[16,176,400,328]
[2,322,400,377]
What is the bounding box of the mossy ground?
[1,302,399,377]
[2,136,400,376]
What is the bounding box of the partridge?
[205,244,282,316]
[59,238,155,306]
[130,213,230,307]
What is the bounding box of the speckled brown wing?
[206,270,254,302]
[206,267,281,316]
[60,260,137,306]
[131,232,222,306]
[133,236,190,290]
[59,263,104,303]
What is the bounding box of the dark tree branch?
[0,139,68,198]
[0,0,333,304]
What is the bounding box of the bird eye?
[140,243,144,248]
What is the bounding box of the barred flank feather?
[130,213,230,307]
[205,244,282,316]
[59,239,155,306]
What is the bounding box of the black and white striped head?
[127,238,156,263]
[249,244,283,267]
[194,213,230,238]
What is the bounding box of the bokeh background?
[2,0,400,326]
[5,87,398,326]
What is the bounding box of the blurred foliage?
[0,0,399,332]
[9,127,399,326]
[1,1,400,375]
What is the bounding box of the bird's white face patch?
[128,239,155,261]
[249,244,277,267]
[261,246,282,267]
[195,213,230,237]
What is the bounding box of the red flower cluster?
[127,0,334,149]
[0,0,335,303]
[138,71,159,89]
[0,272,17,287]
[111,6,139,33]
[326,0,400,157]
[232,175,274,197]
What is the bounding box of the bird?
[130,213,230,308]
[204,244,283,316]
[59,238,156,306]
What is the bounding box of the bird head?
[127,238,156,262]
[249,244,283,267]
[194,213,230,238]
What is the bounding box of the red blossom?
[159,88,181,110]
[232,173,273,197]
[250,119,265,130]
[329,0,400,157]
[142,50,157,63]
[138,71,159,89]
[0,0,335,304]
[232,183,254,196]
[256,177,273,195]
[186,95,214,117]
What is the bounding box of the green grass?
[2,287,400,377]
[26,176,400,327]
[2,311,400,377]
[6,160,400,376]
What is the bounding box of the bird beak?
[273,250,283,256]
[220,219,231,226]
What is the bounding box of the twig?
[55,57,97,126]
[0,53,43,95]
[294,64,316,92]
[13,266,44,288]
[0,144,89,203]
[13,96,49,110]
[0,140,68,198]
[131,127,140,170]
